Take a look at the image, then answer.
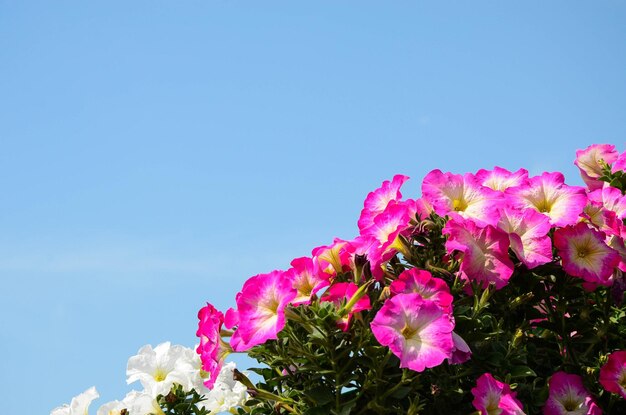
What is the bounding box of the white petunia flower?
[122,390,165,415]
[96,400,125,415]
[198,362,248,414]
[126,341,196,397]
[51,386,99,415]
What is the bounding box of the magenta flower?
[506,172,587,227]
[449,331,472,365]
[371,293,454,372]
[497,207,553,269]
[228,271,297,352]
[475,166,529,192]
[389,268,453,313]
[196,303,230,388]
[444,218,514,290]
[554,223,620,289]
[422,169,503,226]
[358,174,410,231]
[599,350,626,399]
[575,144,618,190]
[613,150,626,173]
[472,373,526,415]
[312,238,353,277]
[543,371,601,415]
[321,282,371,331]
[289,257,330,306]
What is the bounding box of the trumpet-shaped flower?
[198,362,249,414]
[449,331,472,364]
[358,174,410,231]
[599,350,626,399]
[228,270,297,352]
[471,373,526,415]
[506,172,587,227]
[322,282,371,331]
[389,268,453,312]
[371,293,454,372]
[289,257,330,306]
[444,218,514,290]
[475,167,529,192]
[554,223,620,288]
[575,144,618,190]
[126,342,196,397]
[422,169,503,226]
[119,391,165,415]
[312,238,353,276]
[589,186,626,220]
[497,207,553,269]
[543,372,601,415]
[51,387,100,415]
[196,303,230,388]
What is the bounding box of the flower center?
[452,198,468,212]
[401,323,418,339]
[561,396,581,411]
[153,368,167,382]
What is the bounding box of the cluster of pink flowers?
[196,144,626,413]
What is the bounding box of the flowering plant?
[53,144,626,415]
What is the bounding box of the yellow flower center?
[452,198,468,212]
[153,368,167,382]
[401,323,418,339]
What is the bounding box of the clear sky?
[1,1,625,413]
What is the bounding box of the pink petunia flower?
[228,271,297,352]
[506,172,587,228]
[444,217,514,290]
[472,373,526,415]
[575,144,618,190]
[554,223,620,289]
[312,238,353,277]
[475,166,529,192]
[389,268,453,313]
[589,185,626,221]
[599,350,626,399]
[543,371,601,415]
[449,331,472,365]
[289,257,331,306]
[358,174,410,231]
[422,169,503,226]
[497,207,553,269]
[196,303,231,388]
[321,282,371,331]
[370,293,454,372]
[612,150,626,173]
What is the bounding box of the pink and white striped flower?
[472,373,526,415]
[554,223,620,289]
[575,144,618,190]
[475,167,529,192]
[543,372,601,415]
[599,350,626,399]
[358,174,410,231]
[506,172,587,228]
[228,271,297,352]
[422,169,503,226]
[497,207,553,269]
[444,218,514,290]
[371,293,454,372]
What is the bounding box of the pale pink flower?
[389,268,453,313]
[475,167,529,192]
[289,257,330,306]
[506,172,587,227]
[575,144,618,190]
[321,282,371,331]
[472,373,526,415]
[358,174,410,231]
[228,271,297,352]
[371,293,454,372]
[554,223,620,289]
[599,350,626,399]
[497,207,553,269]
[543,371,601,415]
[422,169,503,226]
[444,218,514,290]
[196,303,230,388]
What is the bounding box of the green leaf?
[303,386,334,406]
[509,365,537,378]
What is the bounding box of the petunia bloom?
[321,282,371,331]
[506,172,587,227]
[422,169,503,226]
[599,350,626,399]
[472,373,526,415]
[196,303,231,388]
[289,257,330,306]
[51,387,100,415]
[444,217,514,290]
[358,174,410,231]
[543,371,601,415]
[575,144,618,190]
[475,166,529,192]
[371,293,454,372]
[497,206,553,269]
[228,270,297,352]
[389,268,453,313]
[554,223,620,289]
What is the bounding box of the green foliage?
[157,384,211,415]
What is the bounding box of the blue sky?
[1,1,625,413]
